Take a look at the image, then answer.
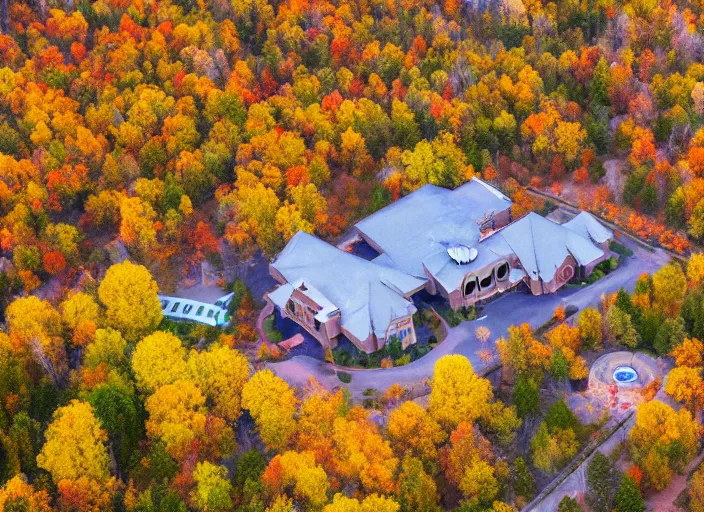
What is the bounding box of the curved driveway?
[266,239,671,399]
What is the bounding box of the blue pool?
[613,366,638,383]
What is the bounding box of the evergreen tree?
[513,376,541,418]
[545,400,579,432]
[682,290,704,339]
[550,349,570,381]
[653,316,687,355]
[558,495,583,512]
[513,456,536,501]
[615,288,637,319]
[586,452,619,512]
[589,58,611,108]
[638,309,664,351]
[614,475,645,512]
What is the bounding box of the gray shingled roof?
[354,178,512,278]
[499,213,605,282]
[422,232,514,292]
[270,232,426,342]
[563,211,614,245]
[421,212,608,292]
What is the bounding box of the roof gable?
[354,178,512,277]
[563,211,614,245]
[500,213,604,282]
[271,232,424,341]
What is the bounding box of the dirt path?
[645,451,704,512]
[256,298,274,345]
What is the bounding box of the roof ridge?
[366,280,375,337]
[528,214,541,274]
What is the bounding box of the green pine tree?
[614,475,645,512]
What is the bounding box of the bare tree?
[29,336,67,389]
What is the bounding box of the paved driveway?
[266,239,671,399]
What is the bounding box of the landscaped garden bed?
[262,314,283,343]
[331,304,445,368]
[434,303,478,327]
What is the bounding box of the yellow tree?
[331,407,399,494]
[0,475,53,512]
[6,296,66,386]
[188,343,250,422]
[690,466,704,512]
[323,493,400,512]
[687,253,704,287]
[553,121,586,164]
[441,421,503,507]
[60,292,100,346]
[36,400,110,483]
[266,496,295,512]
[652,263,687,317]
[629,400,700,490]
[395,455,439,511]
[97,261,163,342]
[496,324,551,379]
[145,380,207,461]
[242,370,298,451]
[544,323,581,353]
[295,379,346,471]
[262,451,329,511]
[132,331,189,393]
[84,328,128,370]
[665,366,703,413]
[578,307,603,350]
[191,461,233,512]
[386,401,446,464]
[670,338,704,368]
[428,355,493,430]
[275,203,314,242]
[119,196,158,255]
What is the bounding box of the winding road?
[266,238,671,399]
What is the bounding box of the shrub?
[545,400,579,432]
[337,371,352,383]
[394,354,411,366]
[512,457,536,501]
[262,315,283,344]
[513,376,540,418]
[558,496,583,512]
[531,422,579,474]
[609,240,634,257]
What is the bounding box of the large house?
[267,178,613,353]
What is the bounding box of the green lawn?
[262,315,283,343]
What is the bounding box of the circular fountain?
[588,351,660,392]
[612,365,638,384]
[569,352,662,424]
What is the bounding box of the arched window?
[480,272,494,290]
[496,262,509,281]
[560,265,574,282]
[464,276,477,297]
